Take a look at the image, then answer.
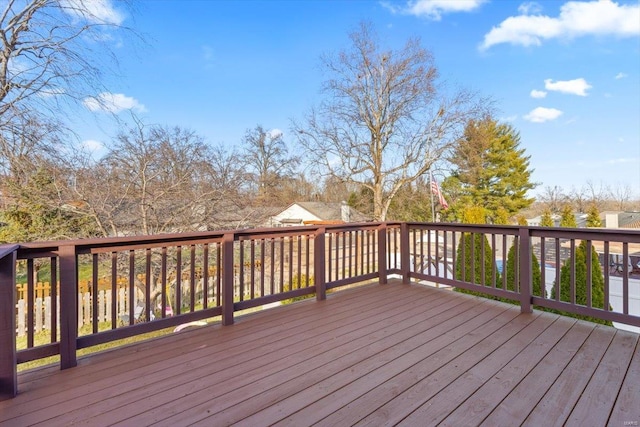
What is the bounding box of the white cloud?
[615,72,628,79]
[60,0,124,25]
[83,92,146,114]
[544,78,592,96]
[523,107,563,123]
[481,0,640,50]
[383,0,487,20]
[82,139,104,151]
[530,89,547,98]
[518,2,543,15]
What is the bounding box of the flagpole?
[429,171,436,222]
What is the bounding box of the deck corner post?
[59,244,78,369]
[378,223,388,285]
[0,245,18,400]
[518,228,532,314]
[221,232,235,326]
[314,228,326,301]
[400,223,411,284]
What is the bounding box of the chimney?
[341,201,350,222]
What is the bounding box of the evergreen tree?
[454,206,499,297]
[504,242,544,299]
[560,205,577,227]
[540,209,554,227]
[551,241,612,326]
[586,204,602,227]
[445,117,536,223]
[454,232,498,298]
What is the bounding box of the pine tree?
[586,204,602,227]
[560,205,577,227]
[540,209,554,227]
[445,117,536,223]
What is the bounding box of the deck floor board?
[0,281,638,427]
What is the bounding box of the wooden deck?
[1,281,639,426]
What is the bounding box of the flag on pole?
[430,175,449,209]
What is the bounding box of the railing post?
[0,245,18,400]
[314,228,326,301]
[221,232,235,326]
[59,244,78,369]
[378,223,388,285]
[518,228,532,314]
[400,223,411,284]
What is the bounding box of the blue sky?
[75,0,640,199]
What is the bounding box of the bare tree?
[294,22,486,220]
[69,120,247,236]
[242,125,299,204]
[0,0,132,146]
[538,185,568,214]
[610,183,632,211]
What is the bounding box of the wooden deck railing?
[1,222,639,400]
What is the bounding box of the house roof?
[294,202,370,223]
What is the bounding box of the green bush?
[503,242,544,302]
[454,232,499,298]
[551,241,612,326]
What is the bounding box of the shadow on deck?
[1,280,639,426]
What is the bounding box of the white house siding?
[270,204,321,226]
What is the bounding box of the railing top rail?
[529,226,640,241]
[0,244,19,259]
[407,222,521,235]
[13,222,392,258]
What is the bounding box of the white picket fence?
[16,288,136,337]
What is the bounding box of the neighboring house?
[266,202,370,227]
[526,213,587,228]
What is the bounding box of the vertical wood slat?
[570,239,576,305]
[604,241,610,312]
[251,241,256,299]
[27,259,34,349]
[400,223,410,284]
[585,240,593,309]
[92,254,99,333]
[58,244,78,370]
[128,250,135,324]
[111,252,117,328]
[288,237,293,290]
[540,237,546,297]
[623,242,629,314]
[176,247,182,316]
[305,235,310,288]
[314,228,326,301]
[378,224,388,284]
[221,233,234,326]
[203,244,209,310]
[161,247,168,318]
[297,235,302,288]
[239,240,244,302]
[518,228,532,314]
[216,242,221,307]
[50,257,58,342]
[146,248,152,320]
[0,246,18,400]
[190,245,196,312]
